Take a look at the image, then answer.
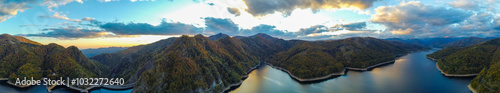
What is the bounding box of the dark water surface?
[230,49,473,93]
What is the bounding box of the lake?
[230,49,474,93]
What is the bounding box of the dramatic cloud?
[38,12,81,22]
[99,20,201,35]
[371,1,472,36]
[22,26,112,39]
[203,17,240,35]
[370,1,500,38]
[227,7,241,16]
[442,12,500,37]
[242,0,377,16]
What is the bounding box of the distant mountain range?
[81,47,129,57]
[386,37,496,48]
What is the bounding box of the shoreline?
[425,53,478,77]
[46,85,57,92]
[345,60,396,71]
[435,63,478,77]
[425,56,438,61]
[345,52,409,71]
[222,53,413,92]
[221,62,263,93]
[468,84,478,93]
[0,78,8,80]
[57,82,136,92]
[7,81,31,88]
[264,62,346,82]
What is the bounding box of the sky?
[1,0,500,49]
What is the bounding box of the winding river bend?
[230,49,473,93]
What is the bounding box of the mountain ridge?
[88,33,429,92]
[0,34,108,89]
[0,33,431,92]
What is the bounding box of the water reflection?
[231,49,473,93]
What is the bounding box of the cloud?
[38,12,81,22]
[82,17,95,22]
[443,12,500,37]
[99,19,201,35]
[371,1,473,37]
[227,7,241,16]
[242,0,377,16]
[240,24,296,38]
[332,22,367,30]
[81,17,102,25]
[130,0,156,2]
[370,1,500,38]
[495,16,500,30]
[447,0,500,11]
[447,0,480,10]
[0,0,84,22]
[203,17,240,35]
[22,26,112,39]
[42,0,83,8]
[297,22,370,36]
[99,0,159,2]
[99,0,119,2]
[296,25,330,36]
[0,0,35,22]
[202,17,298,38]
[294,23,376,40]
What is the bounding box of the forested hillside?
[470,61,500,92]
[439,37,489,48]
[90,37,178,83]
[428,38,500,74]
[133,35,260,92]
[267,37,429,78]
[427,37,491,60]
[0,34,108,89]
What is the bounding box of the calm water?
[231,49,473,93]
[0,81,132,93]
